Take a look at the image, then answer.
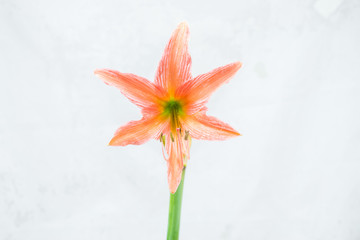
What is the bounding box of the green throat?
[163,100,184,131]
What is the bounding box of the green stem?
[167,167,186,240]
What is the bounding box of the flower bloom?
[95,22,242,193]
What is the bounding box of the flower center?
[163,99,184,131]
[163,100,183,115]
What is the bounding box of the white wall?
[1,0,359,239]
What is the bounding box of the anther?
[185,130,189,140]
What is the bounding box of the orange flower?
[95,22,242,193]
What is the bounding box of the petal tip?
[108,136,121,146]
[231,128,242,137]
[178,21,189,29]
[94,69,110,79]
[226,130,241,138]
[94,69,103,76]
[175,21,190,37]
[234,61,243,70]
[169,181,180,194]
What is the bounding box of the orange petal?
[182,113,241,140]
[155,22,192,95]
[95,69,164,109]
[167,135,184,193]
[176,62,242,105]
[109,116,166,146]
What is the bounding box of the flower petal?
[167,134,184,193]
[109,116,166,146]
[176,62,242,106]
[155,22,192,95]
[182,113,241,140]
[95,69,164,109]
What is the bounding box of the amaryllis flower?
[95,22,242,193]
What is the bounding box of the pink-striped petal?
[109,116,166,146]
[182,113,241,140]
[167,132,185,193]
[95,69,164,109]
[155,22,192,95]
[176,62,242,106]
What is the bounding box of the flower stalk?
[167,166,186,240]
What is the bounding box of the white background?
[1,0,360,239]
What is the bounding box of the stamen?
[162,99,184,132]
[160,131,192,167]
[184,130,189,140]
[160,133,166,147]
[162,134,166,146]
[161,139,169,160]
